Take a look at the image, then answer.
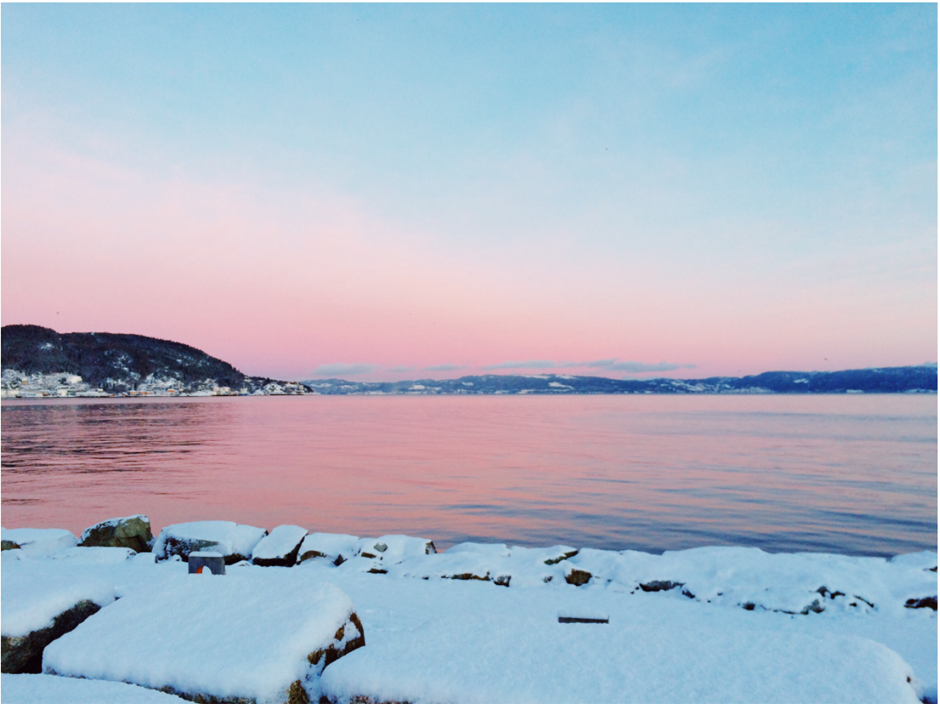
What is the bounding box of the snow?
[1,674,187,703]
[45,547,137,565]
[1,528,78,555]
[43,577,357,704]
[321,612,918,704]
[298,532,360,562]
[152,521,266,561]
[1,527,935,703]
[355,535,436,562]
[1,561,115,636]
[251,525,308,561]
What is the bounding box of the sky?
[2,4,936,382]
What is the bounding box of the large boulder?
[320,613,921,704]
[44,576,365,704]
[79,515,154,552]
[153,521,266,565]
[1,563,115,673]
[252,525,308,567]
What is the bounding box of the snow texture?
[251,525,308,562]
[355,535,437,562]
[1,526,935,704]
[1,674,187,703]
[152,521,266,561]
[1,562,115,636]
[297,533,361,563]
[321,612,919,704]
[43,576,357,704]
[1,528,78,555]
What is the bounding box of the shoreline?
[2,518,937,704]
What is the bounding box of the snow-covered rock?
[321,612,920,704]
[1,528,77,557]
[153,521,267,564]
[252,525,308,567]
[297,533,361,565]
[2,526,936,703]
[1,563,115,673]
[1,674,188,703]
[355,535,437,562]
[43,576,365,704]
[79,515,153,552]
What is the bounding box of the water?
[1,395,936,557]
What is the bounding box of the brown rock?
[307,612,366,674]
[2,600,101,674]
[565,568,592,586]
[79,515,153,552]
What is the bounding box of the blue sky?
[2,4,936,380]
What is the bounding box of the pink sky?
[2,131,935,383]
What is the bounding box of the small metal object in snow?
[189,551,225,575]
[558,615,609,624]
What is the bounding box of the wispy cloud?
[310,363,378,377]
[422,363,467,372]
[387,365,416,373]
[482,360,559,370]
[573,360,696,374]
[478,358,696,375]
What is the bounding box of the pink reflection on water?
[1,395,936,556]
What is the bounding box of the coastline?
[2,519,937,704]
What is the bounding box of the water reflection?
[1,395,936,557]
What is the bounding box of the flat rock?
[153,521,267,564]
[43,575,365,704]
[320,613,920,704]
[297,533,361,565]
[79,515,154,552]
[252,525,308,567]
[1,563,115,674]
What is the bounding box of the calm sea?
[1,395,936,557]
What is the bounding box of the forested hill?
[303,366,938,395]
[1,325,310,396]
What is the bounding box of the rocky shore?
[2,516,937,704]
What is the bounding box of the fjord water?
[1,395,935,557]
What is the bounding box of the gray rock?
[79,515,153,552]
[904,596,937,611]
[639,580,684,593]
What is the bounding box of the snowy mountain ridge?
[303,365,938,395]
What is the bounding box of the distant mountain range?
[302,366,937,395]
[1,325,934,398]
[0,325,310,397]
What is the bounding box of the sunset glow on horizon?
[2,4,936,382]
